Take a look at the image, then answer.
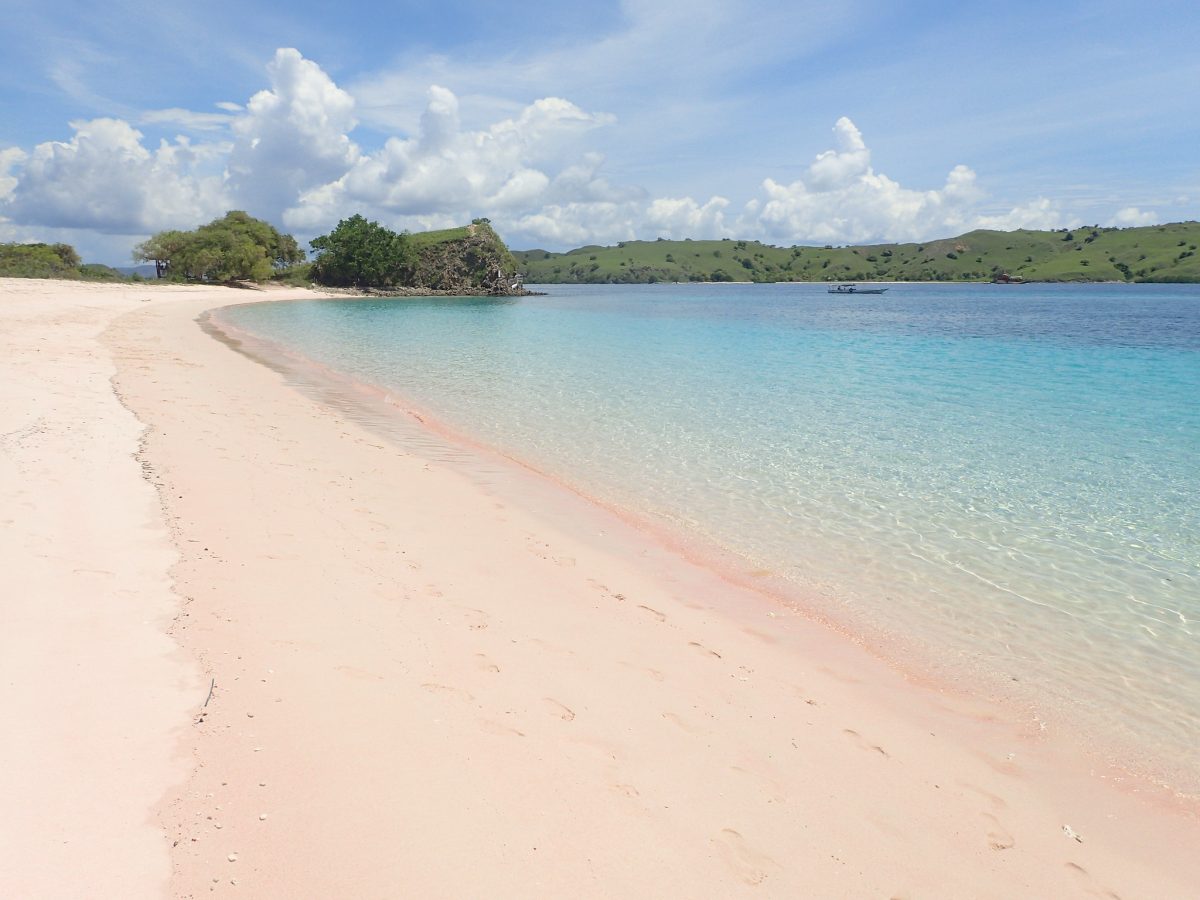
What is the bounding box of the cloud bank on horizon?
[0,49,1068,257]
[2,0,1197,262]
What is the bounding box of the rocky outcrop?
[411,222,526,295]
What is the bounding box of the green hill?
[513,222,1200,284]
[408,220,522,294]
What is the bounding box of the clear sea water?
[220,283,1200,792]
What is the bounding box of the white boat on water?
[827,283,888,294]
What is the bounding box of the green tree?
[49,243,82,268]
[134,211,303,282]
[309,214,414,287]
[0,242,83,278]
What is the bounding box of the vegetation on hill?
[309,216,523,294]
[134,211,304,283]
[0,241,132,281]
[513,222,1200,284]
[408,219,522,294]
[11,218,1195,291]
[3,213,523,295]
[1,242,82,278]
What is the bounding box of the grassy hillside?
[406,225,474,249]
[513,222,1200,284]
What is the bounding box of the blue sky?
[1,0,1197,262]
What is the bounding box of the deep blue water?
[222,282,1200,791]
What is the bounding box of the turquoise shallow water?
[222,282,1200,791]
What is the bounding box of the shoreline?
[209,293,1200,806]
[5,278,1199,897]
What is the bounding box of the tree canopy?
[134,211,303,282]
[309,214,414,288]
[0,242,82,278]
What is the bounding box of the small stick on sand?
[203,678,215,708]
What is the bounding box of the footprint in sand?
[619,661,665,682]
[480,719,525,738]
[978,752,1023,776]
[637,605,666,622]
[843,728,890,757]
[474,653,500,673]
[525,538,551,561]
[981,812,1014,851]
[612,783,640,798]
[72,567,114,578]
[688,641,722,659]
[1064,861,1122,899]
[742,626,777,644]
[714,828,778,886]
[455,606,489,631]
[543,698,576,721]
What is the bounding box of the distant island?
[514,222,1200,284]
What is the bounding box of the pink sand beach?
[2,277,1198,898]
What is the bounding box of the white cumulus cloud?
[2,118,228,234]
[1110,206,1157,227]
[0,49,1093,259]
[740,118,982,244]
[514,202,643,247]
[0,147,26,201]
[644,196,732,239]
[718,117,1074,246]
[974,197,1073,232]
[282,84,616,234]
[226,48,360,219]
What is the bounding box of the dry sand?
[3,277,1198,898]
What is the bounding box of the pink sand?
[2,277,1198,898]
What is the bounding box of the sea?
[218,282,1200,794]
